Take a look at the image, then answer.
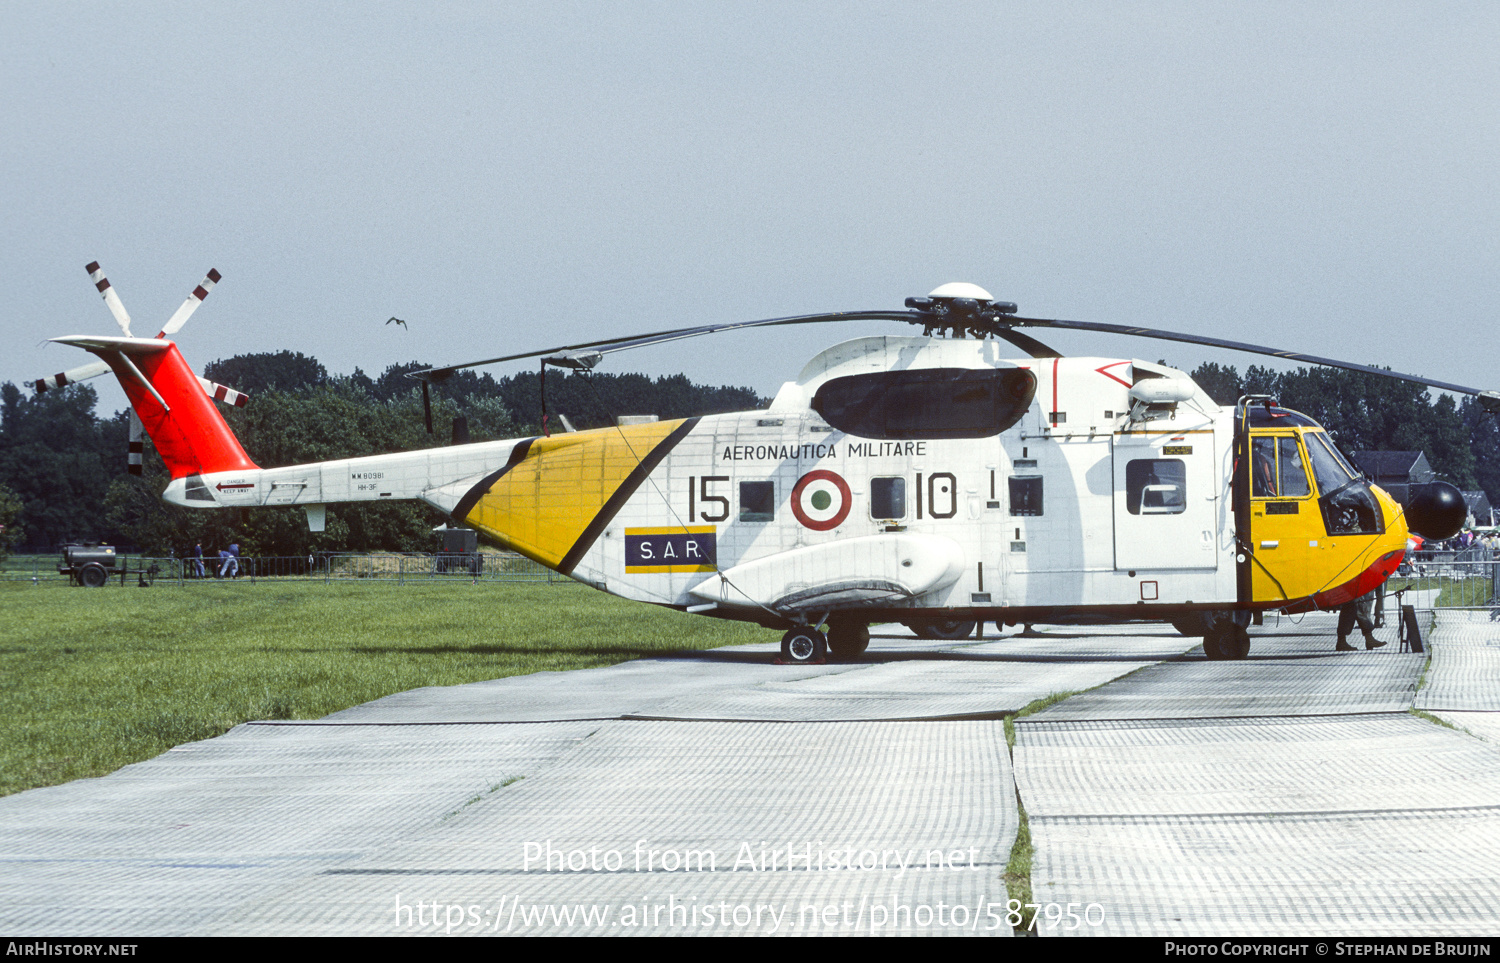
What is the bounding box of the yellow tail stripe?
[463,418,693,572]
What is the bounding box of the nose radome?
[1406,481,1466,540]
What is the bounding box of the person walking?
[1336,590,1384,651]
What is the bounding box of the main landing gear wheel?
[826,620,870,661]
[780,627,827,665]
[1203,621,1252,660]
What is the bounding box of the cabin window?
[739,481,774,522]
[811,367,1036,439]
[1009,476,1044,516]
[870,477,906,519]
[1126,459,1186,515]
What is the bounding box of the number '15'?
[688,476,729,522]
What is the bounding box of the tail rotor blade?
[127,410,144,476]
[86,261,133,337]
[35,359,112,393]
[159,269,222,337]
[196,376,250,407]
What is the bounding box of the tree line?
[0,351,763,557]
[1,353,1496,557]
[1187,362,1492,495]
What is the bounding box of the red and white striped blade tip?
[198,376,250,407]
[33,359,112,393]
[158,268,222,337]
[85,261,133,337]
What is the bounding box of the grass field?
[0,580,775,797]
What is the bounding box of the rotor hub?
[903,281,1018,338]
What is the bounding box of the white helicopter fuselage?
[166,336,1243,625]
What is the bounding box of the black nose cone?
[1407,481,1467,540]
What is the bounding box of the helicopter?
[46,270,1483,663]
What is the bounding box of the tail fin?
[53,335,259,479]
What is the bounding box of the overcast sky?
[5,2,1498,418]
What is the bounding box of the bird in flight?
[386,316,408,330]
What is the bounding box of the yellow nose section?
[461,418,697,574]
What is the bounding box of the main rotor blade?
[992,327,1062,359]
[410,310,922,382]
[1010,316,1500,402]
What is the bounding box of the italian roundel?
[791,469,852,531]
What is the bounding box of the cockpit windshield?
[1304,431,1356,495]
[1300,430,1383,535]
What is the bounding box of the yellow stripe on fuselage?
[462,419,689,571]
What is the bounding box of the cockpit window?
[1322,483,1383,535]
[1253,436,1311,498]
[1300,432,1383,535]
[1252,438,1276,497]
[811,367,1036,440]
[1278,438,1311,497]
[1305,431,1355,495]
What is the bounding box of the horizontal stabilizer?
[50,335,173,354]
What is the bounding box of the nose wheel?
[780,627,828,664]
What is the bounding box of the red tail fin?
[54,336,258,479]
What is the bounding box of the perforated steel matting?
[1012,610,1500,937]
[213,720,1018,936]
[0,722,598,935]
[1414,610,1500,711]
[1029,808,1500,937]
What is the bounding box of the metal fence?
[0,552,557,587]
[1390,550,1500,611]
